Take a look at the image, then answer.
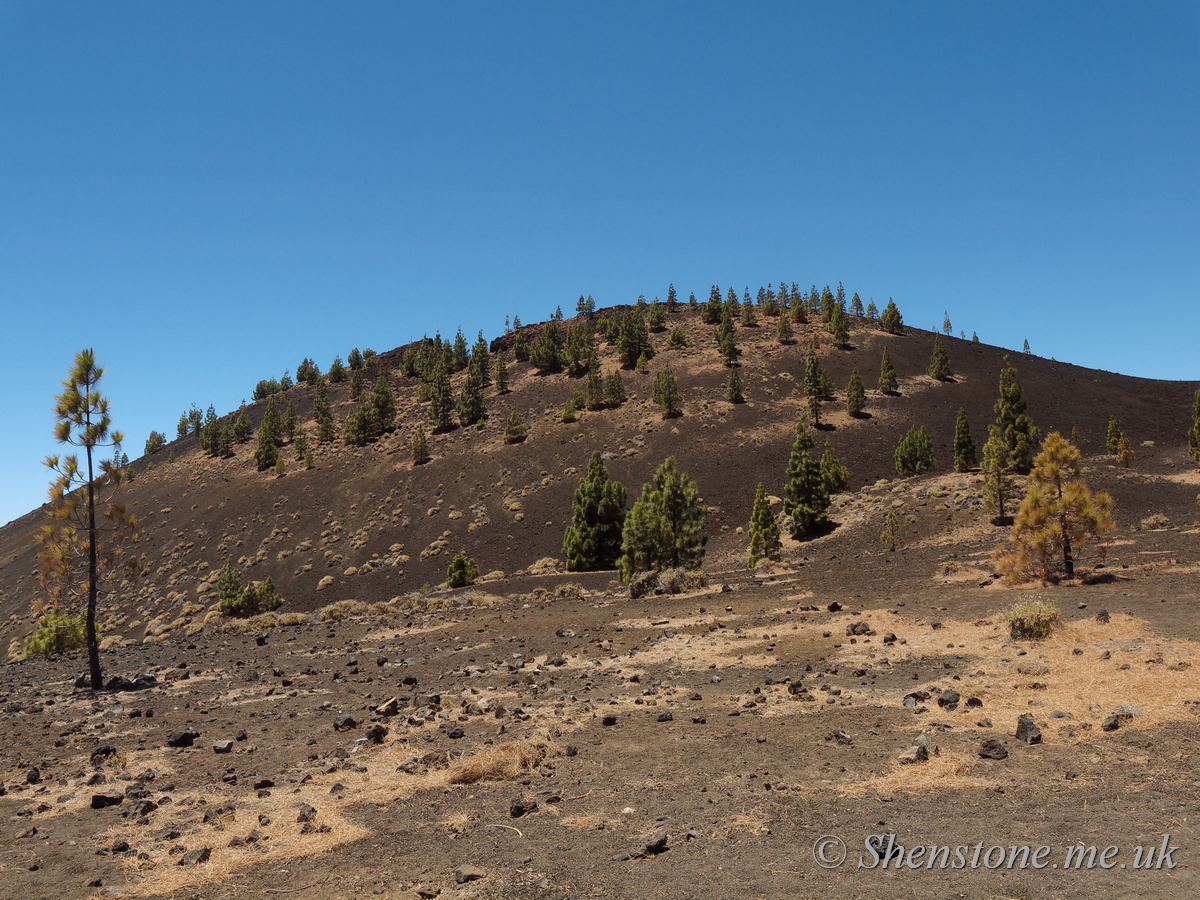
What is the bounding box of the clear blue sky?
[3,1,1198,526]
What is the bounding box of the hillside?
[2,301,1200,900]
[1,302,1195,655]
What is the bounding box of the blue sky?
[2,1,1198,526]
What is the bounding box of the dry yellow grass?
[843,751,996,797]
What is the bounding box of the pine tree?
[503,411,527,444]
[1023,338,1031,354]
[829,303,850,347]
[783,417,829,540]
[445,552,480,588]
[617,310,652,369]
[746,483,781,567]
[530,320,563,372]
[647,298,667,331]
[329,356,346,383]
[275,455,286,477]
[348,347,363,371]
[457,367,485,426]
[349,367,364,401]
[703,285,722,324]
[1116,433,1134,468]
[666,283,678,312]
[304,448,314,469]
[846,369,866,417]
[562,451,628,571]
[494,351,509,394]
[850,293,864,317]
[427,362,454,432]
[618,456,708,581]
[1106,415,1122,454]
[878,345,898,394]
[953,408,977,472]
[199,405,220,455]
[412,424,431,464]
[512,328,530,362]
[451,329,468,371]
[994,433,1114,581]
[561,398,576,423]
[895,425,936,477]
[604,370,626,406]
[576,294,596,319]
[972,331,979,343]
[664,326,691,350]
[1189,388,1200,467]
[820,286,836,323]
[740,299,757,326]
[652,365,681,417]
[942,312,952,335]
[992,355,1040,473]
[928,334,953,381]
[471,331,491,386]
[983,430,1014,525]
[804,334,822,398]
[880,510,902,551]
[564,324,595,375]
[342,402,379,446]
[866,299,878,320]
[688,291,697,307]
[726,365,743,403]
[879,298,903,334]
[282,400,298,442]
[254,395,282,470]
[820,442,849,494]
[775,309,793,343]
[37,349,143,689]
[230,403,251,443]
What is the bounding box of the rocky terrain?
[1,303,1199,899]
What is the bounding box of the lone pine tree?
[783,417,829,540]
[994,433,1113,582]
[878,345,898,394]
[928,334,953,381]
[38,350,143,689]
[503,411,527,444]
[562,451,627,571]
[747,482,781,568]
[726,365,743,403]
[412,424,431,464]
[954,408,978,472]
[1106,415,1122,454]
[879,298,904,334]
[618,456,707,581]
[895,424,936,477]
[846,369,866,417]
[652,365,681,417]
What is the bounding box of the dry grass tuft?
[717,805,773,836]
[844,751,995,797]
[318,599,369,622]
[447,736,554,784]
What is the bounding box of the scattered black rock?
[166,731,199,749]
[510,798,538,818]
[979,739,1008,760]
[455,865,486,884]
[656,710,674,723]
[334,714,359,732]
[602,714,618,726]
[1015,713,1042,744]
[90,794,123,809]
[364,724,389,744]
[1095,609,1110,624]
[632,830,669,858]
[177,847,211,867]
[937,690,960,711]
[1101,715,1120,732]
[296,804,317,824]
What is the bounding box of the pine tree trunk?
[86,440,102,690]
[1061,513,1074,580]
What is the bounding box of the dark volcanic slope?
[0,305,1196,654]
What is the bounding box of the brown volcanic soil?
[1,305,1200,899]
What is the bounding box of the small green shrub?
[1005,601,1060,640]
[446,552,480,588]
[1141,513,1170,530]
[23,610,92,658]
[218,577,283,618]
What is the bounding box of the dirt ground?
[2,304,1200,899]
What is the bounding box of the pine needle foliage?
[618,457,707,582]
[783,417,829,540]
[894,424,936,477]
[846,369,866,417]
[652,365,681,417]
[994,433,1114,582]
[992,355,1040,474]
[928,334,953,381]
[562,451,627,571]
[953,408,977,472]
[412,424,431,464]
[746,482,781,567]
[878,345,898,394]
[503,411,527,444]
